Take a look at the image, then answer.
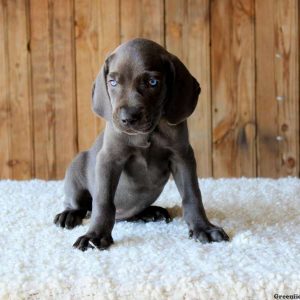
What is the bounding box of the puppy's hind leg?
[125,206,172,223]
[54,154,92,229]
[54,189,92,229]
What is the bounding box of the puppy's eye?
[109,80,118,87]
[149,79,159,87]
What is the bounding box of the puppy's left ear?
[92,58,112,121]
[164,54,201,125]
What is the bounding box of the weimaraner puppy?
[54,38,229,251]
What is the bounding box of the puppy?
[54,38,229,251]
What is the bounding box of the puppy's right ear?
[92,58,112,121]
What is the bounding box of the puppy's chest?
[125,145,171,176]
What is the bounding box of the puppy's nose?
[119,106,143,126]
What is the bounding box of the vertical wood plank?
[166,0,212,177]
[255,0,280,177]
[186,0,212,178]
[6,0,33,179]
[30,0,56,179]
[165,0,186,62]
[120,0,164,45]
[0,0,10,178]
[97,0,120,132]
[31,0,77,179]
[52,0,77,178]
[75,0,102,151]
[75,0,120,152]
[0,0,298,180]
[211,0,256,177]
[256,0,299,177]
[275,0,299,176]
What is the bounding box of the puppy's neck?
[126,133,152,148]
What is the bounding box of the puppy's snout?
[119,106,143,126]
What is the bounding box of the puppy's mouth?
[114,121,154,135]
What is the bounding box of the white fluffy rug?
[0,178,299,300]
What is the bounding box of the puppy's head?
[92,38,201,135]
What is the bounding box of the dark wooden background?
[0,0,299,179]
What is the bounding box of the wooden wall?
[0,0,299,179]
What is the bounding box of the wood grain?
[75,0,120,152]
[211,0,256,177]
[30,0,56,179]
[120,0,164,45]
[186,0,212,178]
[31,0,77,179]
[165,0,186,61]
[275,0,299,176]
[165,0,212,177]
[0,0,10,178]
[52,0,77,178]
[75,0,102,152]
[0,0,299,179]
[256,0,299,177]
[6,0,33,179]
[97,0,120,132]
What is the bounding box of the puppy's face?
[92,39,200,132]
[106,45,169,135]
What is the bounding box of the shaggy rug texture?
[0,178,299,300]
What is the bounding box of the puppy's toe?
[189,225,229,244]
[65,213,82,229]
[189,230,210,244]
[54,210,84,229]
[73,234,113,251]
[209,228,229,242]
[127,206,172,223]
[54,211,68,228]
[73,235,92,251]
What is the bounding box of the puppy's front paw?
[73,232,113,251]
[189,225,229,244]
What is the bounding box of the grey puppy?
[54,38,229,251]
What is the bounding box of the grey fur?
[54,38,229,251]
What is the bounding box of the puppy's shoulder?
[153,119,189,149]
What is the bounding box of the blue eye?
[109,80,118,87]
[149,79,158,87]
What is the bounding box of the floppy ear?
[164,54,201,125]
[92,59,112,121]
